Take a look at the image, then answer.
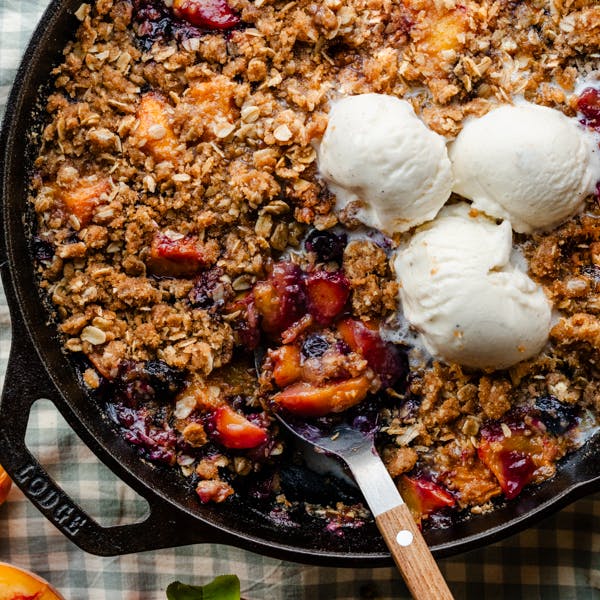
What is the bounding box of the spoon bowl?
[254,344,454,598]
[272,405,454,599]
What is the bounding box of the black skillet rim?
[0,0,599,563]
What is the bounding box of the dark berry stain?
[535,395,578,435]
[188,267,233,311]
[132,0,241,51]
[301,334,329,358]
[304,229,347,263]
[32,237,55,262]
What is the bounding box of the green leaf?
[166,575,241,600]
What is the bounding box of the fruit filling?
[28,0,600,534]
[132,0,240,49]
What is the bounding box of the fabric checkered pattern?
[0,1,599,598]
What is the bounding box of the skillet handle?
[0,319,213,555]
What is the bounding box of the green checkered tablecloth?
[0,1,599,598]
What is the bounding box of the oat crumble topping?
[29,0,600,531]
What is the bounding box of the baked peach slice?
[187,77,239,139]
[0,563,63,600]
[209,405,268,449]
[172,0,240,29]
[135,93,179,162]
[273,376,371,417]
[477,426,559,500]
[270,345,303,388]
[60,177,111,226]
[147,231,216,277]
[305,270,350,326]
[398,476,456,524]
[439,460,501,507]
[0,465,12,506]
[253,262,307,336]
[337,318,407,387]
[403,0,469,58]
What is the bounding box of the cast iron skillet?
[1,0,599,564]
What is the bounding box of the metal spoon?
[274,408,453,599]
[257,353,454,599]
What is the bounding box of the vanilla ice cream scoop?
[318,94,453,234]
[394,203,552,370]
[449,102,600,233]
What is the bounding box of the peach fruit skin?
[0,562,64,600]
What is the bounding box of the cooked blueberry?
[32,237,55,262]
[144,359,185,398]
[107,402,174,464]
[115,362,156,405]
[397,393,421,419]
[235,317,261,350]
[304,229,347,263]
[423,507,456,531]
[107,403,134,428]
[351,407,378,436]
[535,395,578,435]
[301,334,329,358]
[335,340,351,355]
[112,359,184,404]
[244,472,276,501]
[188,267,233,310]
[132,0,174,49]
[132,0,167,19]
[66,232,80,244]
[132,0,241,51]
[581,264,600,283]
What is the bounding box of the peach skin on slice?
[147,232,216,278]
[211,405,268,450]
[273,376,371,417]
[398,475,455,525]
[477,425,558,500]
[0,562,63,600]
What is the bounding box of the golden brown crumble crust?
[30,0,600,514]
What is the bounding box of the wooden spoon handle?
[347,452,454,599]
[376,503,454,600]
